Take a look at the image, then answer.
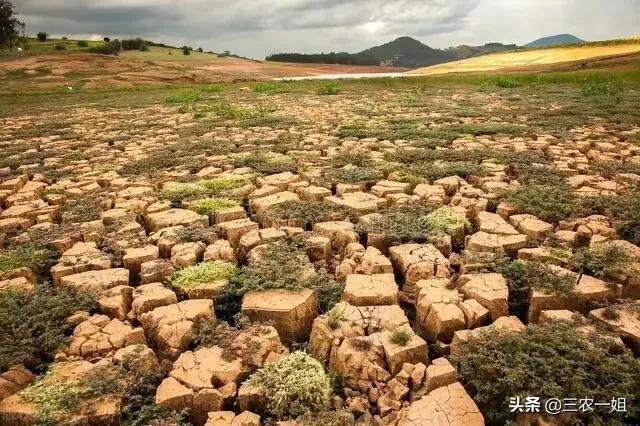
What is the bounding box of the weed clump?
[569,242,633,279]
[245,351,332,419]
[389,328,413,346]
[198,175,249,193]
[159,182,209,205]
[501,184,573,223]
[0,245,56,278]
[231,153,297,174]
[262,200,353,228]
[188,197,238,217]
[170,261,237,289]
[582,76,623,105]
[325,166,383,184]
[316,81,340,95]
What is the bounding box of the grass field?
[409,40,640,75]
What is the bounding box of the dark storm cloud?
[12,0,640,58]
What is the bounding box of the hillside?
[407,39,640,75]
[526,34,584,48]
[358,36,516,68]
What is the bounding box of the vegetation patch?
[231,153,297,174]
[188,197,239,217]
[316,81,340,95]
[170,261,237,289]
[389,328,412,346]
[218,237,343,319]
[198,175,249,193]
[0,245,56,278]
[324,166,383,184]
[398,161,488,185]
[500,184,573,223]
[159,182,210,205]
[499,260,575,320]
[0,286,95,372]
[569,242,633,279]
[454,323,640,424]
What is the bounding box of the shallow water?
[274,72,408,81]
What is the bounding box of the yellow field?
[408,42,640,75]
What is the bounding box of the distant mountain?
[357,37,517,68]
[266,36,518,68]
[525,34,584,48]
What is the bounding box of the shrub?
[171,261,237,289]
[398,161,488,184]
[499,260,575,321]
[254,82,286,93]
[121,38,146,51]
[350,337,372,351]
[103,37,110,42]
[212,101,275,120]
[61,193,104,223]
[570,243,633,279]
[357,204,436,244]
[0,286,96,372]
[37,32,47,42]
[324,166,383,184]
[192,318,271,364]
[454,323,640,424]
[493,77,521,88]
[424,206,472,236]
[54,43,66,51]
[159,182,209,205]
[316,81,340,95]
[182,45,191,55]
[231,153,297,174]
[219,237,343,319]
[87,39,121,55]
[198,175,248,194]
[0,245,56,278]
[331,151,374,168]
[389,328,412,346]
[188,197,238,218]
[77,40,88,48]
[245,352,332,419]
[602,306,621,321]
[501,185,573,223]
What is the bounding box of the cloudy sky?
[14,0,640,58]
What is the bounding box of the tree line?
[265,52,379,66]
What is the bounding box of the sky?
[14,0,640,59]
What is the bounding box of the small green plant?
[19,376,84,422]
[324,166,383,184]
[324,304,346,329]
[582,76,623,105]
[493,77,521,88]
[0,245,55,277]
[171,261,237,289]
[254,82,286,93]
[159,182,210,205]
[389,328,412,346]
[164,91,202,104]
[244,351,332,419]
[570,243,633,279]
[231,153,297,174]
[350,337,372,351]
[61,193,104,223]
[212,101,275,120]
[262,200,353,228]
[188,197,238,217]
[54,43,66,51]
[197,175,249,193]
[316,81,340,95]
[602,306,621,321]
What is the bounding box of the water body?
[274,72,410,81]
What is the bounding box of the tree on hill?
[0,0,24,47]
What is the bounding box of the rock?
[113,344,159,370]
[146,209,208,232]
[59,268,129,297]
[359,246,393,275]
[216,219,259,249]
[139,259,176,284]
[397,382,483,425]
[423,358,457,393]
[0,365,34,401]
[415,280,465,343]
[250,191,299,224]
[140,299,214,359]
[458,299,490,329]
[242,289,318,343]
[123,245,159,281]
[389,244,451,300]
[589,304,640,355]
[0,361,121,426]
[170,346,245,390]
[66,314,145,359]
[475,211,519,235]
[509,214,553,241]
[333,336,391,384]
[450,316,525,357]
[342,274,398,306]
[313,221,359,252]
[171,242,206,268]
[50,242,112,286]
[458,273,509,321]
[98,285,133,321]
[465,231,527,254]
[238,383,267,413]
[193,388,225,425]
[128,282,178,320]
[381,329,428,375]
[204,240,236,263]
[325,192,385,216]
[156,377,194,411]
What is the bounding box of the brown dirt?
[0,53,407,89]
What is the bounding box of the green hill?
[525,34,584,48]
